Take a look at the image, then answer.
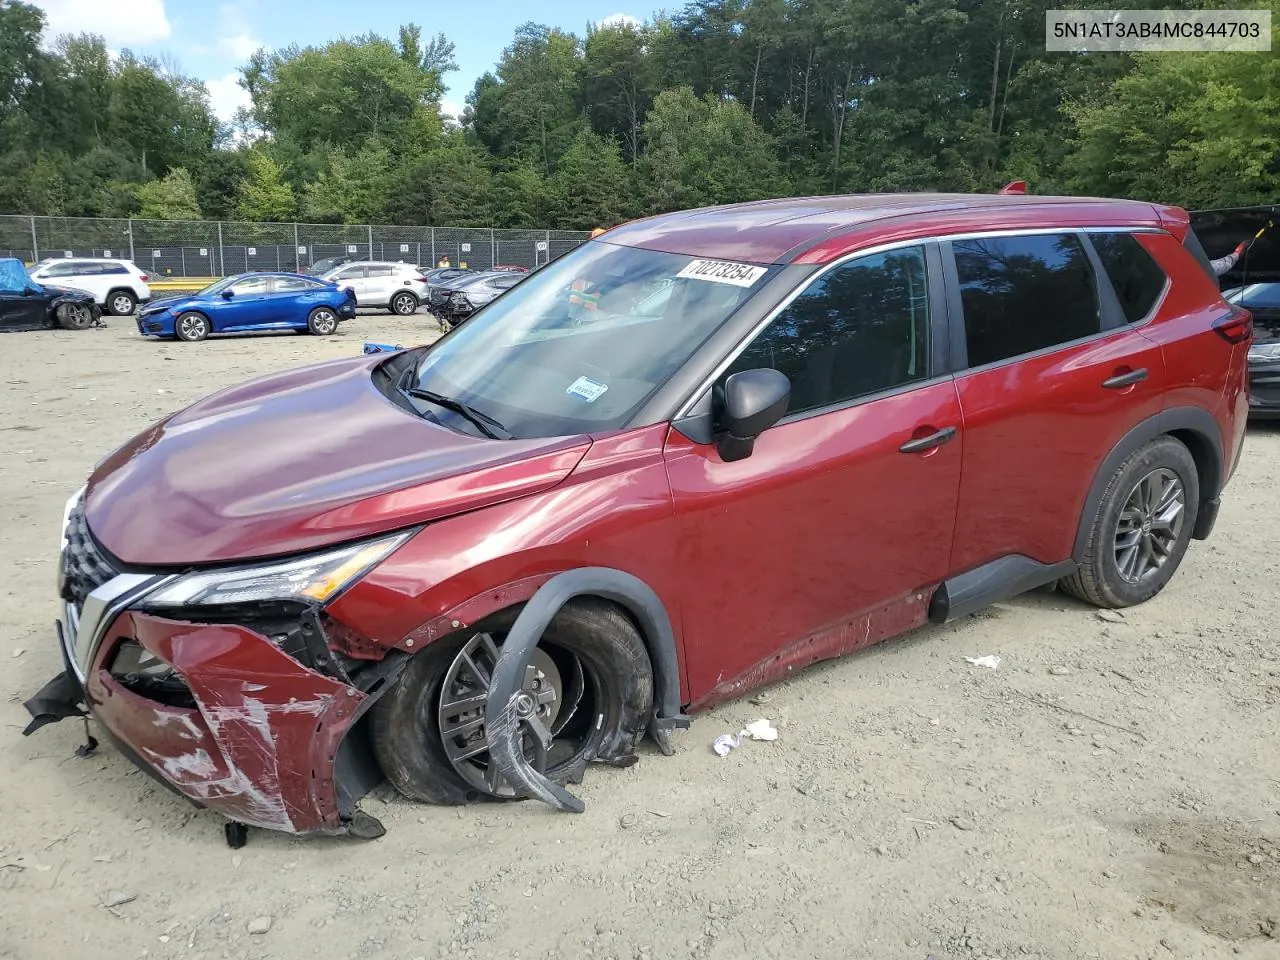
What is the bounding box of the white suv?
[323,261,430,315]
[28,258,152,316]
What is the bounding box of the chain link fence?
[0,216,592,277]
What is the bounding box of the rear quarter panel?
[1136,232,1245,478]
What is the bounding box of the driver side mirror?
[22,286,36,297]
[221,289,235,299]
[717,368,791,463]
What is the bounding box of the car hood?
[84,354,591,566]
[143,293,204,313]
[43,283,94,300]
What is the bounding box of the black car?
[1190,204,1280,420]
[0,257,101,331]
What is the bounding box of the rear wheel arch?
[1073,408,1223,562]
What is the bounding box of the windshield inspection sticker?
[676,259,768,287]
[566,376,609,403]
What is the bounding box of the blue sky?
[32,0,653,123]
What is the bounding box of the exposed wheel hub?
[437,632,582,797]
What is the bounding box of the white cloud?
[34,0,171,45]
[206,71,250,122]
[440,99,464,120]
[219,32,261,60]
[597,12,641,29]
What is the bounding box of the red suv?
[25,194,1251,840]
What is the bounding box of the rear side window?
[101,262,129,275]
[1090,233,1167,323]
[726,246,931,415]
[953,234,1100,367]
[274,276,319,292]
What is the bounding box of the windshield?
[196,275,239,296]
[411,242,773,438]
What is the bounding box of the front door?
[214,274,274,331]
[665,244,963,706]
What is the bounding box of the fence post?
[367,225,373,259]
[545,230,551,267]
[490,228,496,268]
[127,219,135,261]
[430,227,436,267]
[181,248,187,276]
[217,221,224,276]
[293,223,300,271]
[30,216,38,263]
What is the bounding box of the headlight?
[1248,342,1280,362]
[143,532,411,608]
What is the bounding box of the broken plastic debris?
[964,655,1001,669]
[712,718,778,756]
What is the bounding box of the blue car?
[136,272,357,342]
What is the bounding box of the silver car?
[441,271,526,330]
[323,261,430,315]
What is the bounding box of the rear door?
[262,275,317,326]
[944,231,1168,573]
[665,243,963,704]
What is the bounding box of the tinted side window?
[954,234,1100,367]
[102,263,129,274]
[1090,232,1167,323]
[41,262,75,277]
[726,247,931,415]
[335,266,364,279]
[367,266,395,277]
[273,276,316,292]
[231,276,272,295]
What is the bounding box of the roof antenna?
[998,180,1027,195]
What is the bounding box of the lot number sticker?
[677,259,767,287]
[566,376,609,403]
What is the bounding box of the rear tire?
[307,307,338,335]
[371,600,653,805]
[1061,436,1199,608]
[55,303,94,330]
[107,290,137,316]
[174,312,210,342]
[390,292,418,316]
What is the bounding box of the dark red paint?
[68,193,1248,834]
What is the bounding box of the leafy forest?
[0,0,1276,229]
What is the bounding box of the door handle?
[1102,368,1148,389]
[899,426,957,454]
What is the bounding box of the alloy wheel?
[111,294,134,315]
[437,631,585,797]
[1114,467,1185,583]
[179,315,207,340]
[311,309,337,334]
[393,294,416,315]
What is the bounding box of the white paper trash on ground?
[964,655,1002,669]
[712,718,779,756]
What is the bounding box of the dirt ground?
[2,314,1278,960]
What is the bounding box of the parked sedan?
[135,272,357,342]
[439,271,526,330]
[0,257,100,331]
[324,261,431,315]
[305,255,364,276]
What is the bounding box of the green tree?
[549,130,633,228]
[302,142,394,223]
[135,167,202,220]
[640,87,786,211]
[1064,36,1280,207]
[580,21,658,162]
[236,150,296,221]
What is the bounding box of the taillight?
[1213,308,1253,344]
[414,275,430,282]
[139,274,150,281]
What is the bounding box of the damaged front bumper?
[24,572,379,837]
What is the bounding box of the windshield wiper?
[402,385,511,440]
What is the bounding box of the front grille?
[61,503,119,608]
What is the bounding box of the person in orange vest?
[437,255,451,269]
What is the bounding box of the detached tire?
[1062,436,1199,608]
[372,599,654,805]
[175,311,210,342]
